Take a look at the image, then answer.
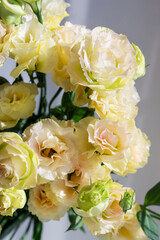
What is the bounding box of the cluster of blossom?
[0,0,150,239]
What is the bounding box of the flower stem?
[49,87,62,111]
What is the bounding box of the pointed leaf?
[137,210,159,240]
[144,182,160,206]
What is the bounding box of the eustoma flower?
[28,184,68,222]
[68,27,145,91]
[9,19,57,78]
[23,117,80,184]
[75,117,150,176]
[0,132,38,189]
[0,188,26,216]
[0,19,14,66]
[0,82,38,130]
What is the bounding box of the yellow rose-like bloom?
[68,27,144,91]
[0,187,26,216]
[28,184,68,222]
[0,20,14,66]
[89,83,140,121]
[98,204,147,240]
[52,22,90,92]
[24,0,70,30]
[0,132,38,189]
[9,19,57,78]
[83,182,135,236]
[75,117,150,176]
[0,82,38,130]
[23,117,80,184]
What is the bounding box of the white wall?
[2,0,160,239]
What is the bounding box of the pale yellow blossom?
[68,27,143,91]
[0,20,14,66]
[28,184,68,222]
[0,82,38,130]
[89,83,140,121]
[9,19,57,78]
[52,22,90,92]
[23,117,80,184]
[0,188,26,216]
[98,204,147,240]
[0,132,38,189]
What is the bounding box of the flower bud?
[119,191,134,213]
[74,180,111,217]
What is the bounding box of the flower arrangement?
[0,0,159,240]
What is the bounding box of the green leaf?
[32,217,43,240]
[144,181,160,206]
[61,92,75,110]
[50,106,65,120]
[67,208,85,232]
[0,77,9,85]
[137,210,159,240]
[72,107,94,123]
[0,213,29,239]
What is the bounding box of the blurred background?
[1,0,160,239]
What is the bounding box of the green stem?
[37,73,47,117]
[48,87,62,111]
[20,217,33,240]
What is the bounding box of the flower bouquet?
[0,0,159,239]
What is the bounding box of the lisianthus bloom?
[25,0,70,30]
[0,20,14,66]
[46,152,110,209]
[98,204,147,240]
[68,27,145,91]
[0,82,38,130]
[28,183,68,222]
[0,187,26,216]
[75,117,150,176]
[89,83,140,121]
[83,181,135,236]
[0,132,38,189]
[52,22,90,92]
[23,117,80,184]
[9,19,57,78]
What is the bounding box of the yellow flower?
[0,132,38,189]
[52,22,90,92]
[25,0,70,30]
[23,117,80,184]
[75,117,150,176]
[0,82,38,130]
[83,181,135,236]
[0,188,26,216]
[89,83,140,121]
[9,19,57,78]
[0,20,14,66]
[68,27,143,91]
[98,204,147,240]
[28,184,68,222]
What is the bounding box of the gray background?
[1,0,160,239]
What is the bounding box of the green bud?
[119,191,134,213]
[74,180,111,217]
[132,43,145,80]
[0,0,25,25]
